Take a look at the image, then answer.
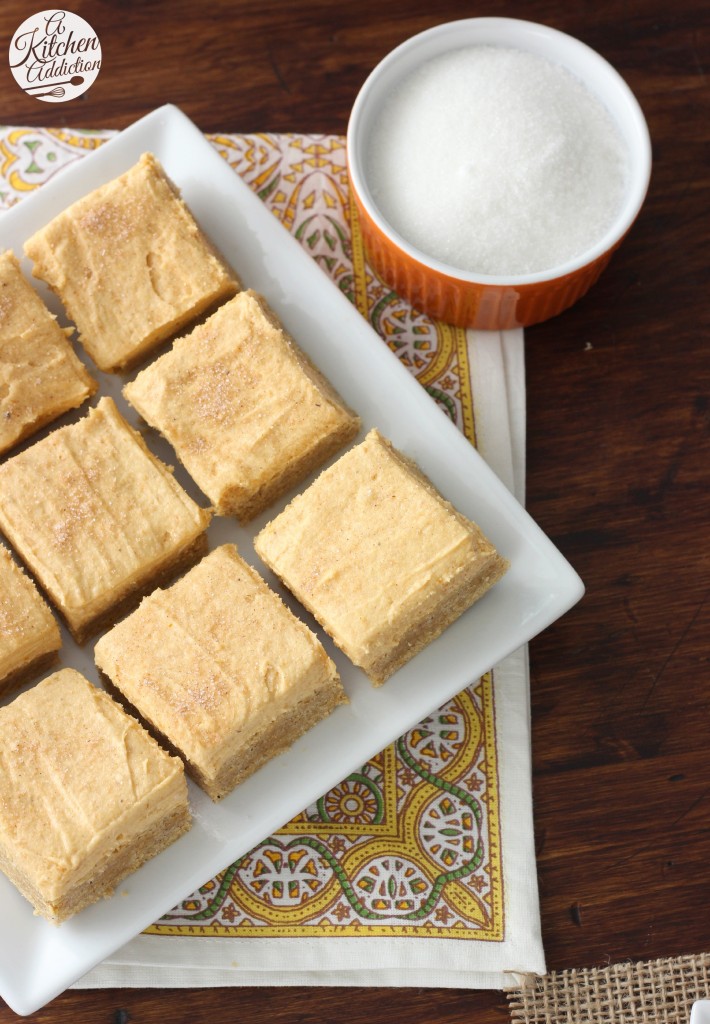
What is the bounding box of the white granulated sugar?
[366,46,630,276]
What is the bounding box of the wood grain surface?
[0,0,708,1020]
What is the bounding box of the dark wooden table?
[1,0,708,1020]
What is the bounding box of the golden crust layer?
[0,545,61,697]
[24,153,239,372]
[0,250,96,455]
[255,429,509,684]
[95,544,347,800]
[124,290,360,522]
[0,668,190,924]
[0,396,211,643]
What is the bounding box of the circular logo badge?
[9,10,101,103]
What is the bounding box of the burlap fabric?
[508,954,710,1024]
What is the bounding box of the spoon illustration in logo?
[23,75,84,94]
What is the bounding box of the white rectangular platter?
[0,105,583,1015]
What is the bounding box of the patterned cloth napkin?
[0,128,543,989]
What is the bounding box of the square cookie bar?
[0,397,211,643]
[124,290,360,522]
[255,429,509,685]
[0,545,61,697]
[0,668,190,924]
[24,153,239,372]
[0,250,96,455]
[95,544,347,801]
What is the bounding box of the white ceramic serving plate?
[0,105,583,1015]
[691,1003,710,1024]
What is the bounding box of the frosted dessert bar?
[95,544,347,801]
[0,397,211,643]
[0,250,96,455]
[0,668,190,924]
[0,544,61,697]
[124,290,360,523]
[255,429,509,685]
[24,153,239,372]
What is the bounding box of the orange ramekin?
[346,19,652,331]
